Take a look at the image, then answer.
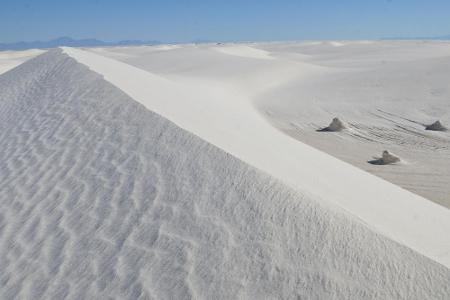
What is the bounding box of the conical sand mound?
[0,50,448,299]
[382,150,401,164]
[426,120,448,131]
[369,150,401,165]
[318,117,348,132]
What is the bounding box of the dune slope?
[0,50,449,299]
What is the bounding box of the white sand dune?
[0,44,449,298]
[212,44,274,60]
[63,45,450,268]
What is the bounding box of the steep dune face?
[0,50,449,299]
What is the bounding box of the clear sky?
[2,0,450,43]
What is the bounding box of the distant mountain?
[383,34,450,40]
[0,36,161,51]
[190,38,218,44]
[434,34,450,39]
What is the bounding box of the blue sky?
[2,0,450,43]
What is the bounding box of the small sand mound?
[381,150,401,164]
[318,117,348,132]
[369,150,401,165]
[425,120,447,131]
